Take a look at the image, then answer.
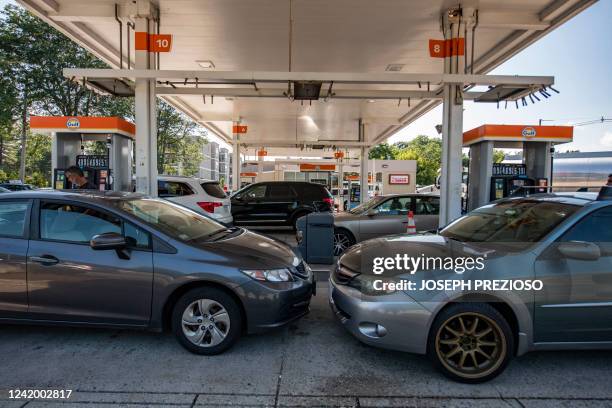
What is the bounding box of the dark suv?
[231,182,333,228]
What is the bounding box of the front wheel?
[427,303,513,383]
[333,229,355,256]
[172,287,242,355]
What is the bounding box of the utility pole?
[19,84,28,182]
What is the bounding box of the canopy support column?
[231,121,241,191]
[359,120,369,204]
[439,9,465,227]
[134,12,158,196]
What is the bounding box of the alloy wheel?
[181,299,231,347]
[435,312,506,380]
[333,232,352,256]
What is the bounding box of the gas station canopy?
[18,0,593,153]
[16,0,597,226]
[463,124,574,147]
[30,116,135,139]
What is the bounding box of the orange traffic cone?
[406,210,416,234]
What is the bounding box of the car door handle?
[29,255,60,265]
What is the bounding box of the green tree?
[393,135,442,185]
[368,143,397,160]
[157,101,206,176]
[0,4,207,185]
[493,149,506,163]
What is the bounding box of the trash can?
[295,212,334,264]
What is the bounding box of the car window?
[201,182,226,199]
[560,206,612,243]
[414,196,440,215]
[376,197,411,215]
[41,202,121,243]
[441,200,579,246]
[244,184,267,200]
[0,201,29,238]
[124,222,151,249]
[116,198,225,242]
[301,184,326,201]
[268,184,295,199]
[158,181,195,198]
[349,196,384,214]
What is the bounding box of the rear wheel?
[333,228,355,256]
[427,303,513,383]
[172,287,242,355]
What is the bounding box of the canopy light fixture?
[385,64,405,72]
[196,60,215,69]
[292,81,322,100]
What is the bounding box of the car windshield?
[116,198,226,242]
[349,196,384,214]
[440,199,579,246]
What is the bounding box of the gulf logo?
[522,127,536,139]
[66,117,80,129]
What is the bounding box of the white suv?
[157,175,233,224]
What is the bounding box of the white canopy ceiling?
[18,0,596,156]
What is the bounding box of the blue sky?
[3,0,610,152]
[390,0,612,152]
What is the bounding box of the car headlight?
[348,274,397,296]
[241,268,294,282]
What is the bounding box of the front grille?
[333,264,359,285]
[292,261,310,279]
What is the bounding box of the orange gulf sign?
[29,116,135,139]
[135,32,173,52]
[233,125,248,134]
[240,172,258,177]
[429,38,465,58]
[463,124,573,146]
[299,164,336,172]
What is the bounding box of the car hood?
[333,211,360,221]
[190,229,299,269]
[339,233,510,277]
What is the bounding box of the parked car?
[332,194,440,255]
[158,175,232,224]
[0,183,36,191]
[0,191,314,354]
[231,181,333,229]
[330,193,612,382]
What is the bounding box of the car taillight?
[197,201,222,213]
[323,197,334,206]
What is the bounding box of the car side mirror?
[558,241,601,261]
[90,232,127,251]
[366,209,378,217]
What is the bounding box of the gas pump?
[464,124,573,210]
[30,116,135,192]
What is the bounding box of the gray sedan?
[330,193,612,382]
[0,191,314,354]
[333,194,439,255]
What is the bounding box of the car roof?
[158,175,215,183]
[494,192,598,207]
[0,189,145,204]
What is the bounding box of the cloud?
[601,131,612,147]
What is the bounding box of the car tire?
[427,303,513,383]
[172,287,242,355]
[333,228,355,256]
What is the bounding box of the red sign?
[429,38,465,58]
[149,34,173,52]
[134,32,173,52]
[232,125,248,134]
[389,174,410,185]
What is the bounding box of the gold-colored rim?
[435,312,506,379]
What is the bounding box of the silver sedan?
[330,193,612,383]
[332,193,439,255]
